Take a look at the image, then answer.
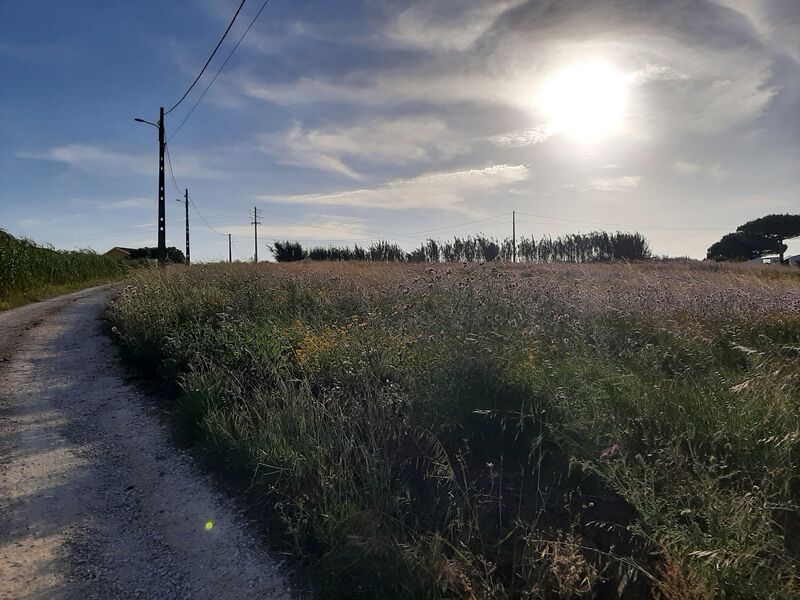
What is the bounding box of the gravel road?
[0,286,294,600]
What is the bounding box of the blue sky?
[1,0,799,261]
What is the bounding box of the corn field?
[0,229,129,307]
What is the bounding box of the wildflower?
[599,443,620,459]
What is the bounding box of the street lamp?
[134,117,158,128]
[133,108,166,264]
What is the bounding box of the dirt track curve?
[0,286,293,600]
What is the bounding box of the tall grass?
[0,229,129,309]
[108,261,800,599]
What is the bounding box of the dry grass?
[108,260,800,599]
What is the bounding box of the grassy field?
[107,260,800,599]
[0,230,130,310]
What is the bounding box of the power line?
[164,0,247,116]
[190,198,229,237]
[164,143,182,196]
[170,0,271,140]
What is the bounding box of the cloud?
[260,164,530,213]
[638,51,776,132]
[234,69,508,109]
[262,116,466,179]
[17,144,223,178]
[17,145,152,176]
[712,0,800,64]
[16,218,43,227]
[672,161,702,175]
[74,197,152,210]
[232,1,778,139]
[672,161,730,180]
[585,175,641,191]
[490,125,554,147]
[225,215,373,243]
[386,0,527,52]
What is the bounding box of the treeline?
[271,231,651,263]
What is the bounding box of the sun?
[539,63,629,141]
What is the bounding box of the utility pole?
[177,189,190,264]
[228,234,232,263]
[251,207,261,263]
[512,210,516,263]
[157,107,166,264]
[134,107,167,265]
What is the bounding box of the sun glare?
[539,63,629,141]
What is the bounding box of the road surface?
[0,286,293,600]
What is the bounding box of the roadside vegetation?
[108,260,800,599]
[0,229,129,310]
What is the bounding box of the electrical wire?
[164,143,182,196]
[170,0,271,140]
[190,198,229,237]
[164,0,247,116]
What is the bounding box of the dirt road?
[0,286,293,600]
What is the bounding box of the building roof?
[104,247,135,256]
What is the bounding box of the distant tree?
[128,246,186,263]
[270,240,306,262]
[707,232,785,262]
[610,232,651,261]
[407,245,426,262]
[737,214,800,262]
[425,239,440,262]
[477,236,500,261]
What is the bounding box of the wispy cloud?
[224,214,374,243]
[672,161,730,180]
[231,0,778,138]
[16,218,43,227]
[490,125,554,147]
[259,165,530,213]
[73,197,152,210]
[262,117,466,179]
[386,0,527,52]
[712,0,800,64]
[17,144,223,178]
[585,175,641,192]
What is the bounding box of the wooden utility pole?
[228,234,232,263]
[512,210,516,263]
[251,207,261,263]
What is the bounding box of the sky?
[1,0,799,261]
